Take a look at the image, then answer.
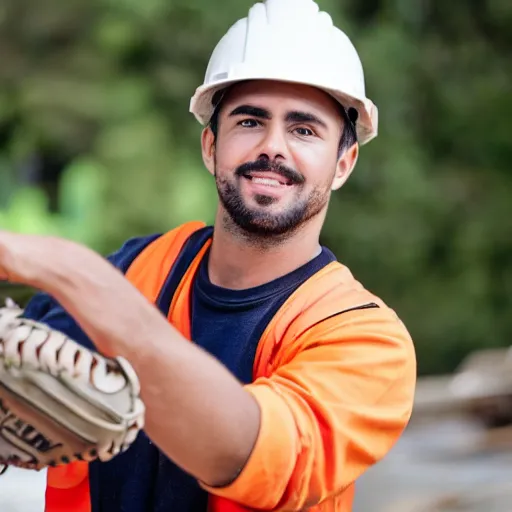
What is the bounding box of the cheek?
[289,141,338,185]
[215,133,259,174]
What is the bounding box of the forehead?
[219,80,343,124]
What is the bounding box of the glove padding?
[0,299,145,471]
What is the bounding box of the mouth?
[243,172,293,187]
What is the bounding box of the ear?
[332,143,359,191]
[201,127,216,176]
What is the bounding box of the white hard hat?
[189,0,378,145]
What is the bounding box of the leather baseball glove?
[0,299,145,472]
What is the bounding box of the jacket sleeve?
[200,305,417,510]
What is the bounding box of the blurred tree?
[0,0,510,375]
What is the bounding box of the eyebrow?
[229,105,271,119]
[228,105,328,130]
[285,111,328,129]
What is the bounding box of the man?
[0,0,416,510]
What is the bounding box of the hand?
[0,229,164,358]
[0,230,33,282]
[0,231,74,285]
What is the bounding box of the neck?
[207,212,324,290]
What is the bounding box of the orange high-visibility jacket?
[45,221,416,511]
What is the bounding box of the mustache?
[235,160,305,185]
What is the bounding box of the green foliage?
[0,0,510,375]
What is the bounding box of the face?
[201,81,358,239]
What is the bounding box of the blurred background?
[0,0,511,510]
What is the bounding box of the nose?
[256,124,289,163]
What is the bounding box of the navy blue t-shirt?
[23,226,336,512]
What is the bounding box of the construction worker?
[0,0,416,510]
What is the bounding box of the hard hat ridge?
[263,0,320,24]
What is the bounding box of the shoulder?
[263,260,415,370]
[311,261,414,346]
[106,233,163,273]
[284,261,403,331]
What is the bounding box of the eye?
[238,119,259,128]
[294,127,314,137]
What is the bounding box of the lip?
[244,171,292,186]
[241,175,292,197]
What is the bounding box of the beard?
[215,159,331,240]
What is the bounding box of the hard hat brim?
[189,77,378,145]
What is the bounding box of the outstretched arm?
[0,232,260,488]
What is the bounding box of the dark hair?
[338,107,358,155]
[208,89,358,157]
